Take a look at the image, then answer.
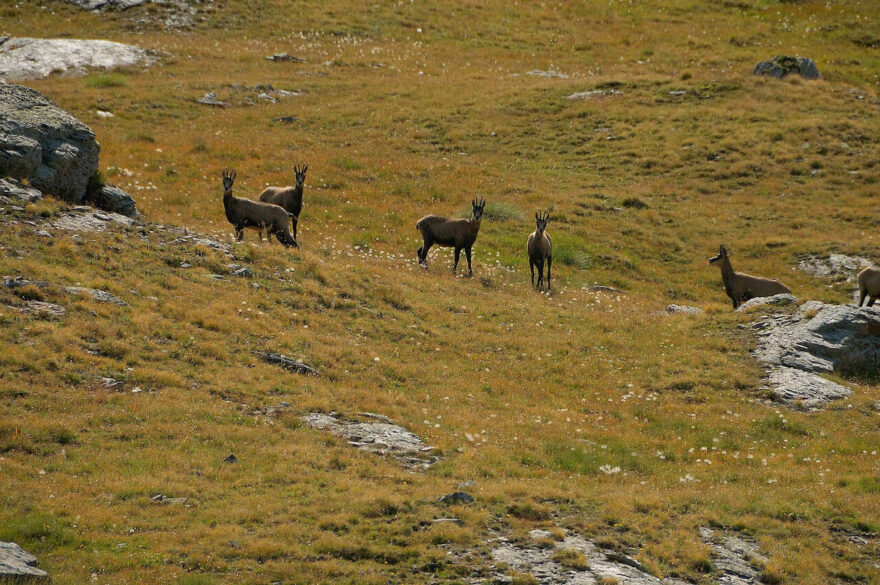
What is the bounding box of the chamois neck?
[718,257,735,281]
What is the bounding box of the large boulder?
[0,83,99,203]
[86,185,137,218]
[0,37,152,81]
[0,541,49,582]
[752,301,880,408]
[753,55,820,79]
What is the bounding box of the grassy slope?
[1,1,879,583]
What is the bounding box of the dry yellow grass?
[1,1,879,584]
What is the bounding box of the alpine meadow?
[1,1,879,584]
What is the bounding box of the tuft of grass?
[85,73,127,88]
[551,548,590,570]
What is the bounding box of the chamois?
[259,164,307,242]
[708,244,790,308]
[527,211,553,290]
[857,266,880,307]
[416,197,486,276]
[220,168,297,248]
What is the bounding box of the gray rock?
[2,276,50,290]
[85,185,137,218]
[53,207,135,232]
[302,412,438,469]
[753,55,820,79]
[0,541,49,582]
[699,527,766,585]
[751,301,880,407]
[490,529,690,585]
[36,229,51,237]
[253,350,319,376]
[196,92,229,107]
[0,38,153,81]
[223,454,237,464]
[0,83,99,204]
[16,300,65,317]
[265,53,305,62]
[232,266,253,278]
[567,89,623,99]
[68,0,148,8]
[65,286,127,306]
[797,254,870,281]
[664,304,702,315]
[0,178,42,203]
[438,491,474,505]
[736,293,798,312]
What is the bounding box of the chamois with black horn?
[416,197,486,276]
[708,244,789,308]
[527,210,553,290]
[259,163,308,242]
[220,168,297,248]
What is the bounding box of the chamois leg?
[868,296,877,307]
[529,260,535,287]
[546,257,551,290]
[291,217,298,242]
[235,226,244,241]
[465,246,473,277]
[417,240,431,268]
[535,258,544,289]
[452,247,461,274]
[859,289,867,307]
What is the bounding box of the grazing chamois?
[708,244,790,308]
[527,211,553,290]
[220,168,297,247]
[857,266,880,307]
[416,197,486,276]
[259,164,307,242]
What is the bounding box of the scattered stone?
[525,70,569,79]
[265,53,305,62]
[179,262,192,269]
[0,37,153,81]
[101,377,124,390]
[15,300,65,318]
[53,207,136,232]
[0,178,43,203]
[35,230,51,238]
[585,285,627,294]
[566,89,623,99]
[736,293,798,312]
[253,350,319,376]
[699,527,767,585]
[490,528,689,585]
[196,92,229,107]
[232,266,253,278]
[0,541,50,582]
[750,300,880,408]
[65,286,127,306]
[151,494,188,504]
[438,492,474,505]
[85,185,138,218]
[95,110,114,118]
[0,83,99,204]
[797,254,871,281]
[664,304,702,315]
[67,0,148,9]
[2,276,49,290]
[170,235,233,255]
[273,116,299,124]
[753,55,820,79]
[302,412,439,469]
[223,454,237,464]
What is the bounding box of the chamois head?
[294,164,308,188]
[222,168,237,191]
[708,244,728,266]
[471,197,486,221]
[535,210,550,234]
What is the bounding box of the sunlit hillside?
[1,1,878,584]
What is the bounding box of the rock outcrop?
[0,178,42,203]
[751,301,880,408]
[753,55,820,79]
[0,83,138,215]
[0,541,49,582]
[797,254,871,281]
[302,412,438,469]
[0,83,99,203]
[0,37,152,81]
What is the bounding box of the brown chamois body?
[259,164,307,242]
[221,168,297,248]
[708,244,790,308]
[857,266,880,307]
[416,197,486,276]
[527,211,553,290]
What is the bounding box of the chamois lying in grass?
[220,168,297,247]
[857,266,880,307]
[259,163,307,242]
[527,210,552,290]
[708,244,790,308]
[416,197,485,276]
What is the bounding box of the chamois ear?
[719,244,727,255]
[230,169,237,182]
[303,164,308,173]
